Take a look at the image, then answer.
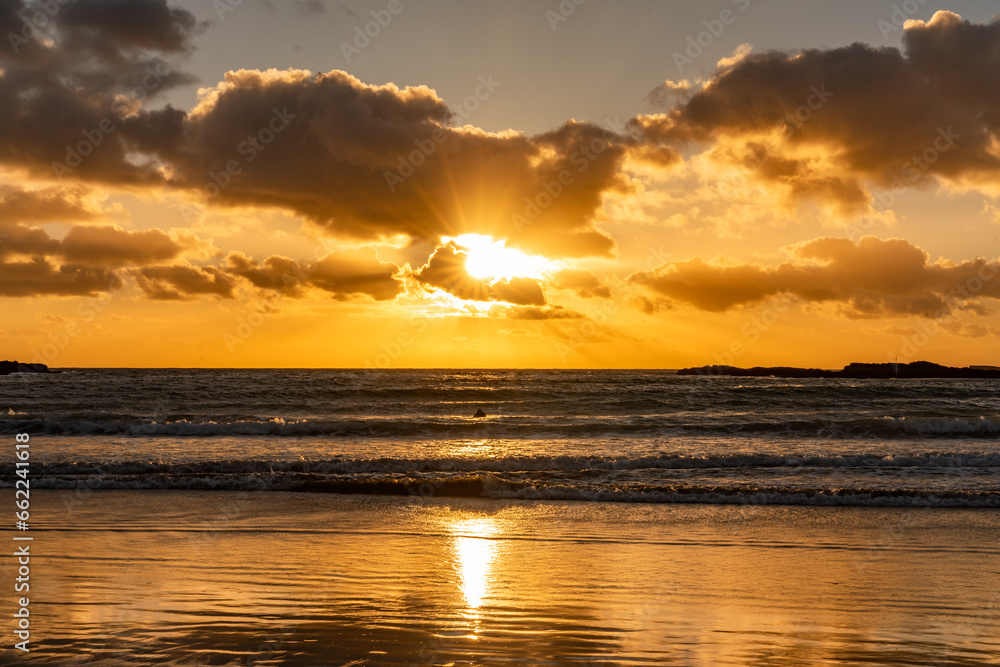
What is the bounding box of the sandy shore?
[1,490,998,665]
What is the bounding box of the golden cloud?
[414,241,546,306]
[637,11,1000,213]
[550,268,611,298]
[630,236,1000,318]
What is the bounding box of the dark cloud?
[10,1,1000,321]
[0,181,403,300]
[550,268,611,298]
[630,236,1000,319]
[0,184,212,296]
[0,258,120,297]
[0,3,652,258]
[226,248,403,301]
[0,186,206,266]
[0,2,30,50]
[308,249,403,301]
[0,225,60,260]
[55,0,204,54]
[7,5,1000,257]
[415,242,546,306]
[224,252,304,297]
[636,11,1000,213]
[60,226,203,266]
[415,242,492,302]
[134,69,670,259]
[0,216,203,273]
[490,278,546,307]
[0,245,403,301]
[0,0,201,184]
[132,264,236,300]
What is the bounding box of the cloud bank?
[630,236,1000,318]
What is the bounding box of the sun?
[444,234,553,281]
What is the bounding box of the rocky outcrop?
[677,361,1000,379]
[0,361,52,375]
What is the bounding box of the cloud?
[0,225,60,260]
[0,213,211,271]
[632,294,672,314]
[490,278,547,307]
[0,178,402,300]
[939,320,1000,338]
[0,185,216,296]
[550,268,611,298]
[634,11,1000,213]
[8,5,1000,259]
[59,226,212,265]
[0,0,201,184]
[130,68,675,258]
[1,1,663,259]
[498,305,585,320]
[308,248,403,301]
[0,186,214,271]
[646,78,692,110]
[224,252,304,296]
[716,43,753,71]
[0,2,26,38]
[225,248,403,301]
[9,0,1000,323]
[0,258,120,297]
[629,236,1000,319]
[54,0,204,54]
[0,186,101,224]
[131,264,236,300]
[415,241,546,306]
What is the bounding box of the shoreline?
[5,490,998,666]
[19,482,1000,508]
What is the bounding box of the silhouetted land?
[677,361,1000,379]
[0,361,52,375]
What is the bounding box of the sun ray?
[443,233,554,281]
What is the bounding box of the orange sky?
[3,1,1000,368]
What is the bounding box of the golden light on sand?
[446,234,553,281]
[451,517,499,610]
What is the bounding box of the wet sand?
[1,490,998,665]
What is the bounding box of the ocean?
[1,369,999,665]
[2,369,999,506]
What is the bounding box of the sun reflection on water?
[450,517,499,611]
[440,439,504,458]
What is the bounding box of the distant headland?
[0,361,54,375]
[677,361,1000,379]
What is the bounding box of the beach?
[2,369,1000,664]
[1,490,998,665]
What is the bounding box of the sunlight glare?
[445,233,553,281]
[451,517,499,610]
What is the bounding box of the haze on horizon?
[3,0,1000,369]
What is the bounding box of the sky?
[3,0,1000,368]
